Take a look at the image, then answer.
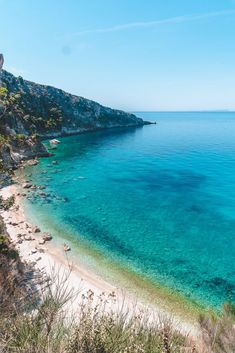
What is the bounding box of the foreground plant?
[0,265,201,353]
[199,302,235,353]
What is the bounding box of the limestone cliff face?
[0,70,145,138]
[0,60,147,169]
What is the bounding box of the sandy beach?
[0,180,199,336]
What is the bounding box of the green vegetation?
[0,78,64,136]
[0,195,15,210]
[0,87,23,123]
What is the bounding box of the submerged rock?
[38,185,46,190]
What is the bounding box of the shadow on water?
[45,125,146,162]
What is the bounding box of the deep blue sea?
[24,112,235,310]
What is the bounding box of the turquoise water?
[24,112,235,309]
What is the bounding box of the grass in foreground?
[0,263,235,353]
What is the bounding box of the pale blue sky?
[1,0,235,111]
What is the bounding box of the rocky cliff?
[0,56,147,169]
[0,70,145,137]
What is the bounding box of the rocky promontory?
[0,54,149,169]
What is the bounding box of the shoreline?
[0,181,200,336]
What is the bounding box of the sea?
[23,112,235,311]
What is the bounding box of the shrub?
[0,195,15,210]
[0,268,199,353]
[199,303,235,352]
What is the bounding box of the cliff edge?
[0,55,147,169]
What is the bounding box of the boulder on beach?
[42,233,52,241]
[32,226,41,233]
[37,248,45,253]
[23,183,32,189]
[11,222,18,226]
[25,235,34,241]
[17,233,24,238]
[27,160,38,166]
[63,243,71,252]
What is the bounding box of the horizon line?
[132,110,235,113]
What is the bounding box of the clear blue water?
[24,112,235,309]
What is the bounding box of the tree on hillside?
[0,87,22,121]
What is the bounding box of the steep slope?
[0,57,147,168]
[0,70,145,137]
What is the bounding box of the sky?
[0,0,235,111]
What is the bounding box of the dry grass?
[199,303,235,353]
[0,265,199,353]
[0,234,234,353]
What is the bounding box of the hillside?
[0,56,147,169]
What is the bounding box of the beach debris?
[36,256,42,262]
[42,233,52,241]
[63,243,71,252]
[38,239,46,245]
[31,249,37,254]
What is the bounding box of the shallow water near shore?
[23,112,235,312]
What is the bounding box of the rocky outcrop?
[0,56,148,169]
[0,54,3,71]
[0,69,146,138]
